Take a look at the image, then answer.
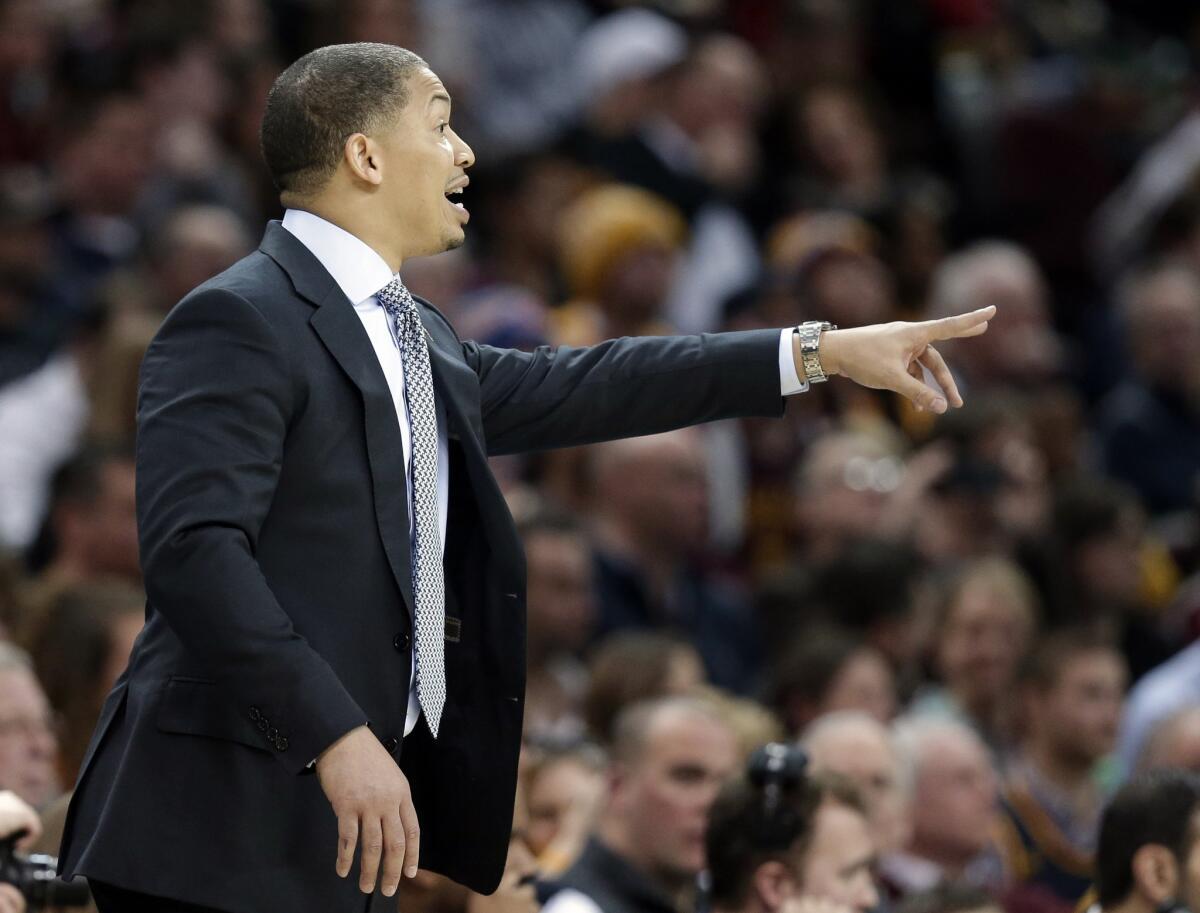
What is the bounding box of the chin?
[443,231,466,252]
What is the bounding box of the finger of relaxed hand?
[894,369,947,413]
[907,359,926,412]
[918,344,962,407]
[923,305,995,341]
[379,811,407,897]
[359,816,384,893]
[336,814,359,878]
[399,791,421,879]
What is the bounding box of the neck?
[1106,897,1156,913]
[593,516,683,590]
[904,839,971,879]
[596,819,695,902]
[1024,739,1097,794]
[286,194,406,274]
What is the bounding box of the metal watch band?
[795,321,836,384]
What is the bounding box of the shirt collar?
[281,208,395,306]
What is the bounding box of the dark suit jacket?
[57,222,786,913]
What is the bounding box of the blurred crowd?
[2,0,1200,911]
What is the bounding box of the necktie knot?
[377,277,417,320]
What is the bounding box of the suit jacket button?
[249,707,261,722]
[393,632,411,652]
[384,737,398,754]
[257,718,269,732]
[268,727,279,740]
[276,737,288,751]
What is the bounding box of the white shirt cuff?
[779,327,809,396]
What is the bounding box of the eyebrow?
[427,92,452,111]
[841,852,878,877]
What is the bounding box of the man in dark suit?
[56,43,993,913]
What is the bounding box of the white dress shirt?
[281,208,808,744]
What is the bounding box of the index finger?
[922,305,996,341]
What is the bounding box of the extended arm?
[463,328,785,456]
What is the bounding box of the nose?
[854,872,879,913]
[454,132,475,169]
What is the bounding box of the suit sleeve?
[136,287,366,774]
[461,329,786,456]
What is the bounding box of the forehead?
[643,711,734,762]
[813,728,895,771]
[809,801,872,859]
[0,667,45,710]
[407,67,450,109]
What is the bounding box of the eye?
[437,122,448,134]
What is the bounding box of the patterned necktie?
[376,276,446,738]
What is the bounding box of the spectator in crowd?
[925,242,1063,394]
[705,744,878,913]
[802,711,912,859]
[518,508,595,744]
[1042,478,1174,680]
[543,696,740,913]
[696,686,786,762]
[0,642,59,809]
[809,538,925,681]
[582,632,704,747]
[24,446,139,598]
[22,579,143,789]
[101,204,254,322]
[997,628,1127,907]
[908,557,1039,753]
[588,431,762,694]
[769,628,896,737]
[1135,706,1200,774]
[525,743,606,876]
[551,184,686,347]
[1118,640,1200,776]
[790,428,909,565]
[886,718,1003,897]
[1099,262,1200,517]
[1093,771,1200,913]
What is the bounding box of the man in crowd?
[0,643,60,809]
[542,696,740,913]
[1135,706,1200,774]
[1093,771,1200,913]
[1099,262,1200,516]
[999,628,1127,905]
[802,711,911,859]
[1118,639,1200,775]
[28,446,139,596]
[705,743,878,913]
[518,508,595,742]
[589,429,762,694]
[887,718,1002,895]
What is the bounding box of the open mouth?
[444,184,469,220]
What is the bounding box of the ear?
[752,860,796,911]
[1131,844,1179,904]
[343,133,383,187]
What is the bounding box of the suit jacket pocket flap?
[156,677,270,753]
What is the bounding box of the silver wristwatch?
[795,321,837,384]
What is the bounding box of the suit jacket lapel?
[260,222,415,612]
